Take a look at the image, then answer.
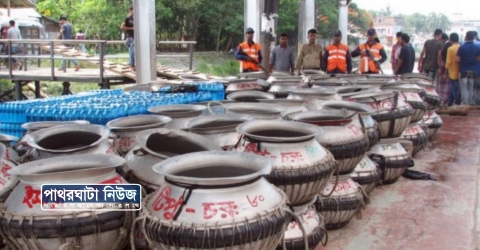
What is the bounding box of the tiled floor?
[318,110,480,250]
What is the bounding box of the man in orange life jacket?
[351,29,387,74]
[235,27,263,72]
[322,30,352,74]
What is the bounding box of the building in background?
[373,16,404,46]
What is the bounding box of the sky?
[353,0,477,20]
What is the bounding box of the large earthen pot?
[0,134,19,162]
[235,120,336,206]
[349,155,382,195]
[286,110,369,175]
[193,100,236,115]
[226,90,275,102]
[258,99,309,117]
[400,122,429,156]
[106,115,172,155]
[124,128,221,193]
[225,79,267,94]
[381,83,427,123]
[223,102,286,120]
[368,138,414,184]
[349,91,414,138]
[21,120,90,134]
[137,151,290,250]
[422,110,443,139]
[0,143,18,203]
[186,114,252,150]
[0,154,133,250]
[147,104,206,130]
[22,124,114,162]
[315,175,364,229]
[414,80,442,110]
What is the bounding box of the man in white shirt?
[7,20,22,70]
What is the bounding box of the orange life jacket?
[238,42,261,71]
[359,43,383,74]
[326,43,349,73]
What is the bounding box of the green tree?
[427,13,451,33]
[404,13,428,34]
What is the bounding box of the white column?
[298,0,316,49]
[244,0,262,44]
[134,0,157,84]
[338,0,348,44]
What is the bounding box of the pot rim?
[236,120,323,142]
[135,128,222,159]
[226,90,275,101]
[257,99,305,105]
[152,151,272,186]
[8,153,125,177]
[321,100,375,115]
[349,90,395,101]
[286,109,357,125]
[380,83,423,92]
[329,174,353,182]
[0,133,18,143]
[186,114,252,133]
[377,137,399,144]
[24,124,110,153]
[147,104,206,118]
[223,102,286,114]
[106,115,172,132]
[21,120,90,132]
[288,89,337,95]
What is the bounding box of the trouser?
[9,46,19,66]
[242,68,259,72]
[475,76,480,105]
[424,69,438,84]
[460,71,476,105]
[446,79,461,106]
[78,44,86,53]
[61,59,78,69]
[327,68,347,75]
[127,37,135,67]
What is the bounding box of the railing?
[0,39,197,82]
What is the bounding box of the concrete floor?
[318,110,480,250]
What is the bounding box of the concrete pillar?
[338,0,348,44]
[134,0,157,84]
[298,0,316,49]
[260,0,279,71]
[244,0,262,44]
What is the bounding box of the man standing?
[235,28,263,72]
[269,33,294,75]
[296,29,322,75]
[322,30,352,74]
[391,32,402,70]
[75,30,86,53]
[438,33,452,104]
[394,33,415,75]
[58,16,80,72]
[418,29,443,83]
[444,33,462,111]
[472,31,480,105]
[6,20,22,70]
[351,29,387,74]
[121,6,135,72]
[456,31,480,108]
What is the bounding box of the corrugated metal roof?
[0,0,35,8]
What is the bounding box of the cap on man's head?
[308,29,317,34]
[367,29,376,36]
[59,16,67,21]
[434,29,443,36]
[334,30,342,36]
[246,27,254,34]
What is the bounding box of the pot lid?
[152,151,271,186]
[24,124,110,153]
[135,128,222,159]
[223,102,286,114]
[106,115,172,132]
[236,120,323,143]
[21,120,90,132]
[321,100,375,114]
[9,153,125,177]
[148,104,206,118]
[226,90,275,102]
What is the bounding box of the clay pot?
[0,134,19,162]
[23,124,114,162]
[225,79,267,94]
[106,115,172,155]
[0,143,18,203]
[286,110,369,175]
[258,99,309,117]
[223,102,286,120]
[381,83,427,123]
[226,90,275,102]
[193,100,236,115]
[0,154,133,250]
[422,110,443,139]
[315,175,364,229]
[414,81,442,110]
[124,128,221,193]
[147,104,206,130]
[349,155,382,195]
[268,81,303,98]
[137,151,290,249]
[400,123,429,156]
[235,120,336,206]
[368,138,414,184]
[186,114,252,150]
[21,120,90,134]
[349,91,414,138]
